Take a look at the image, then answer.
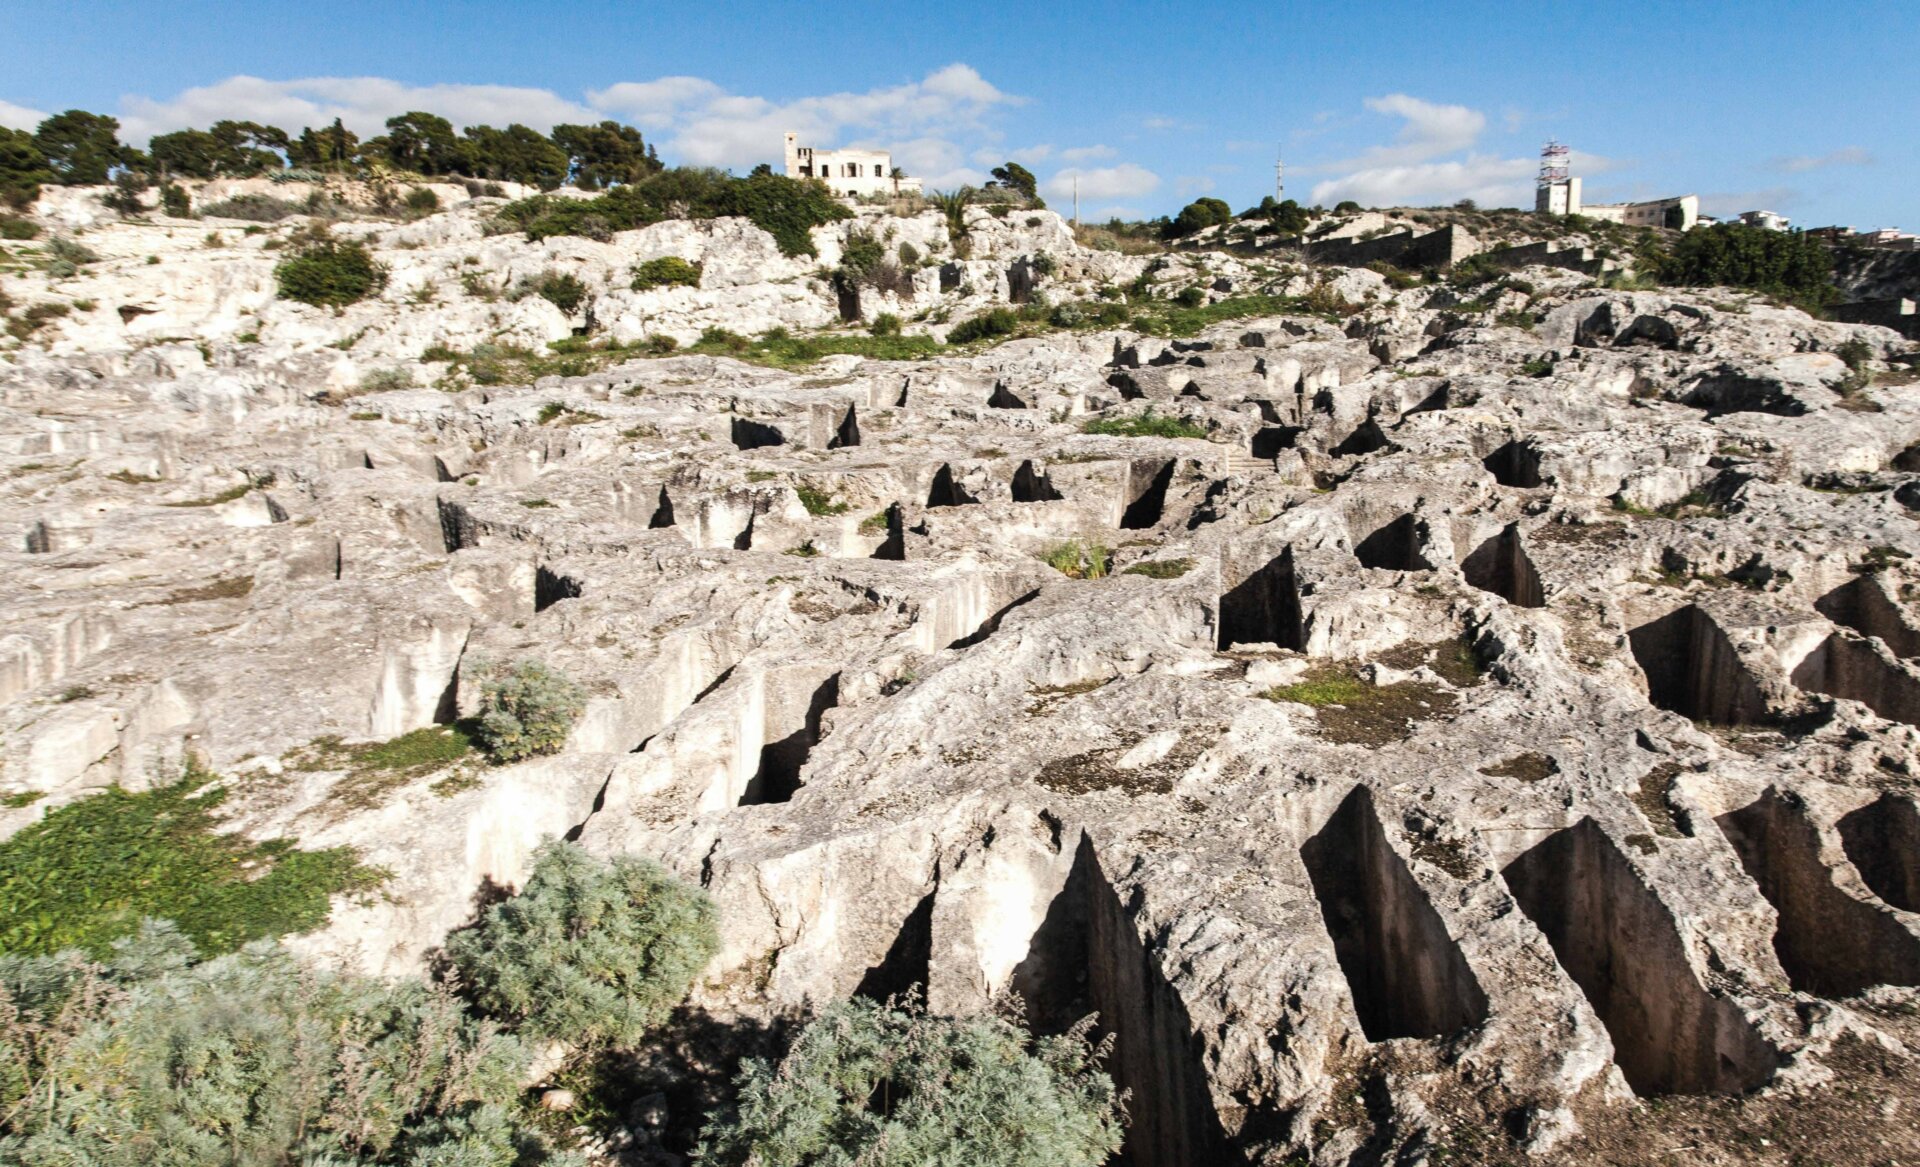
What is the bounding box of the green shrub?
[0,771,379,958]
[0,217,38,240]
[46,235,97,265]
[947,307,1019,345]
[1335,199,1362,213]
[1655,223,1839,313]
[198,193,305,222]
[1081,408,1208,438]
[499,169,848,257]
[404,186,441,214]
[524,271,588,315]
[897,240,920,266]
[630,255,701,291]
[358,366,414,394]
[1122,557,1194,579]
[870,311,902,337]
[1173,286,1206,308]
[699,996,1124,1167]
[471,658,586,762]
[0,924,560,1166]
[445,840,717,1047]
[274,236,388,307]
[158,184,192,218]
[1165,197,1232,239]
[839,228,885,277]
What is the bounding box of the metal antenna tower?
[1538,139,1570,189]
[1275,147,1285,203]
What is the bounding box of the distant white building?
[1739,210,1791,231]
[783,133,922,198]
[1533,142,1698,230]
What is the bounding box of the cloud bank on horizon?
[0,68,1873,221]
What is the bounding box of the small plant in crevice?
[1040,539,1111,580]
[794,485,849,515]
[469,658,586,762]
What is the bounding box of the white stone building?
[783,133,923,198]
[1739,210,1791,231]
[1536,177,1699,231]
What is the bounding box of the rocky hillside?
[4,182,1920,1165]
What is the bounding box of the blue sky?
[2,0,1913,228]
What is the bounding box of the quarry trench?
[5,193,1920,1165]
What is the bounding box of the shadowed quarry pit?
[1353,513,1433,572]
[1837,793,1920,913]
[1500,818,1779,1095]
[1790,631,1920,726]
[1299,787,1489,1041]
[1815,575,1920,658]
[1217,545,1303,651]
[1715,789,1920,996]
[1461,522,1544,607]
[1007,835,1241,1167]
[740,672,840,806]
[1120,460,1174,529]
[1628,605,1770,724]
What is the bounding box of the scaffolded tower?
[1535,139,1580,216]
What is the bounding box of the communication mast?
[1275,148,1285,203]
[1538,139,1570,189]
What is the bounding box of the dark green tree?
[148,128,221,179]
[463,123,569,189]
[207,120,290,174]
[0,128,55,209]
[1165,196,1233,238]
[33,110,129,185]
[550,120,659,189]
[380,111,470,175]
[990,161,1039,201]
[288,118,360,171]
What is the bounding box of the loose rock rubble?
[4,190,1919,1165]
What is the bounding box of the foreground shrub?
[0,771,379,958]
[514,270,588,315]
[0,923,565,1167]
[630,255,701,291]
[275,235,388,307]
[1081,408,1208,439]
[446,840,717,1047]
[698,997,1125,1167]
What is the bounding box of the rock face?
[4,190,1920,1164]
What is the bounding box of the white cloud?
[1769,147,1874,173]
[593,62,1022,171]
[1142,116,1178,130]
[1043,163,1160,201]
[1324,94,1485,170]
[0,99,49,130]
[1060,144,1115,162]
[1310,154,1536,209]
[1175,175,1215,197]
[999,144,1055,166]
[117,76,600,143]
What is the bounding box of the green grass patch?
[1081,409,1208,439]
[0,770,381,958]
[161,483,252,508]
[795,485,849,515]
[1261,673,1372,707]
[1122,557,1194,579]
[291,724,482,811]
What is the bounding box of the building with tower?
[782,133,922,198]
[1535,140,1698,231]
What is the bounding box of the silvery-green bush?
[698,996,1125,1167]
[445,840,717,1048]
[471,658,586,762]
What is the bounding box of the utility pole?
[1275,147,1285,203]
[1073,176,1079,229]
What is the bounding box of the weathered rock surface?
[4,190,1920,1164]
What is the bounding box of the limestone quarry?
[5,180,1920,1166]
